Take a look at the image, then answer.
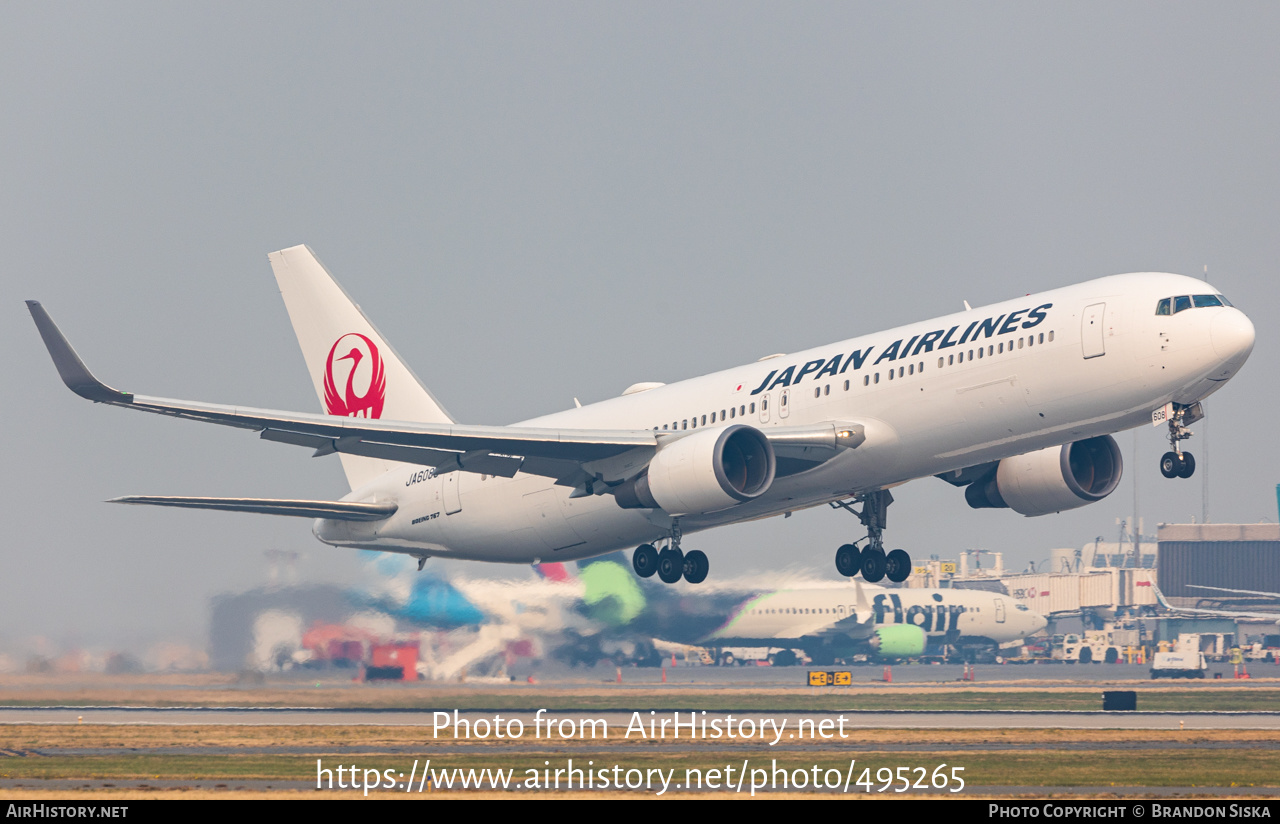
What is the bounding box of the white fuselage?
[315,272,1254,564]
[702,584,1048,647]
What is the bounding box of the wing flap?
[108,495,398,521]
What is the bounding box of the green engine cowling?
[867,625,926,658]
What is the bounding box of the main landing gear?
[632,519,709,585]
[1159,402,1201,480]
[830,489,912,584]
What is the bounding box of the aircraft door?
[1081,303,1106,359]
[759,393,771,423]
[443,472,462,515]
[779,388,791,419]
[995,597,1006,624]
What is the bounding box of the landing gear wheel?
[885,549,912,583]
[860,549,887,583]
[657,548,685,584]
[1160,452,1180,479]
[632,544,658,578]
[1177,452,1196,478]
[835,544,861,577]
[682,550,709,584]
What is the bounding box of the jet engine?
[964,435,1123,517]
[614,425,776,516]
[866,625,926,658]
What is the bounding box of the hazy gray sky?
[3,3,1276,652]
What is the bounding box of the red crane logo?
[323,333,386,418]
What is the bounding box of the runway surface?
[5,706,1280,729]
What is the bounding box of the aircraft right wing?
[1152,584,1280,622]
[28,301,865,492]
[1187,585,1280,600]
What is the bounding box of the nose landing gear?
[830,490,912,584]
[1158,402,1203,479]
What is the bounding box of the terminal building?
[910,523,1280,654]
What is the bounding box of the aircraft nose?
[1211,309,1255,365]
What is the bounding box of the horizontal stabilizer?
[108,496,397,521]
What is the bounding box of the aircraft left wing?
[29,301,863,489]
[108,496,398,521]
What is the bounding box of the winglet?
[26,301,133,404]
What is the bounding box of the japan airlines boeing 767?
[27,246,1255,585]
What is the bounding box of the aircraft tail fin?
[268,245,455,490]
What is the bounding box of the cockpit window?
[1158,294,1234,315]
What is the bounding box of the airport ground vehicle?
[1057,631,1124,664]
[1149,650,1208,679]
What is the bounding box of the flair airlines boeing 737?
[27,246,1254,585]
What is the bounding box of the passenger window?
[888,369,894,380]
[1018,338,1023,349]
[862,376,868,386]
[730,407,735,419]
[740,405,746,416]
[845,379,851,390]
[874,372,879,384]
[908,364,914,375]
[721,409,726,419]
[682,420,687,430]
[710,412,716,423]
[1174,295,1192,313]
[977,348,983,359]
[1038,333,1044,344]
[1048,331,1054,342]
[750,403,756,413]
[988,345,994,356]
[824,384,829,396]
[700,415,706,426]
[998,342,1004,354]
[814,387,820,398]
[1156,298,1171,315]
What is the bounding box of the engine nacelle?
[866,625,926,658]
[614,425,776,516]
[965,435,1123,517]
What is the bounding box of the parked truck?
[1150,650,1208,679]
